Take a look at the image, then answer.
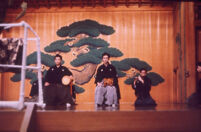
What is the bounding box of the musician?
[95,52,119,107]
[44,54,74,108]
[187,62,201,106]
[132,68,157,106]
[29,71,45,98]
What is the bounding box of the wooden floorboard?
[0,111,24,132]
[0,104,201,132]
[35,104,201,132]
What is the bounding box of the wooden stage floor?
[1,103,197,111]
[34,103,201,112]
[0,103,201,132]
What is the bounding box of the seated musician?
[44,54,75,108]
[187,62,201,106]
[132,68,157,107]
[95,52,119,107]
[28,72,45,101]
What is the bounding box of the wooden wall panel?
[1,6,175,104]
[196,29,201,89]
[197,31,201,63]
[184,2,196,99]
[0,74,2,100]
[173,2,196,103]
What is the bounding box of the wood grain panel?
[2,6,175,104]
[173,2,196,103]
[0,111,24,132]
[35,110,201,132]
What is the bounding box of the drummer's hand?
[97,82,102,87]
[44,82,50,86]
[69,75,74,80]
[138,76,144,84]
[133,79,137,86]
[97,82,102,86]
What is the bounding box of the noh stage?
[0,103,201,132]
[1,1,201,132]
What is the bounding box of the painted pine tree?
[11,19,164,95]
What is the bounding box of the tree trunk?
[70,63,97,85]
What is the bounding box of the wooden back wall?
[0,6,176,104]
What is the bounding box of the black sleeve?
[112,66,118,85]
[45,67,52,83]
[146,78,152,92]
[135,81,142,94]
[29,81,38,97]
[95,66,102,84]
[64,67,73,76]
[112,66,118,78]
[131,80,135,89]
[198,79,201,92]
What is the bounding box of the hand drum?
[62,75,71,85]
[103,78,113,87]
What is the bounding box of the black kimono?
[44,65,74,107]
[95,64,121,99]
[29,79,45,97]
[45,65,72,84]
[187,79,201,106]
[132,76,156,106]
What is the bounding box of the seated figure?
[132,68,157,107]
[94,53,120,107]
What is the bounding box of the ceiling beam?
[138,0,141,7]
[57,0,61,7]
[46,0,50,8]
[103,0,106,7]
[68,0,72,8]
[32,0,38,8]
[7,0,180,9]
[125,0,129,7]
[114,0,118,7]
[80,0,84,8]
[91,0,95,7]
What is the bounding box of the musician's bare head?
[197,62,201,72]
[102,52,110,65]
[140,68,147,77]
[54,54,62,66]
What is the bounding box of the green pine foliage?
[70,53,101,67]
[111,61,131,71]
[98,47,123,57]
[114,58,164,86]
[72,37,109,47]
[73,85,85,93]
[56,26,69,37]
[124,77,135,85]
[68,25,100,37]
[87,46,97,50]
[70,47,123,67]
[124,72,164,86]
[10,70,37,82]
[44,39,73,53]
[87,49,102,58]
[30,70,47,84]
[116,69,127,77]
[147,72,165,86]
[11,70,47,84]
[9,19,164,94]
[29,70,46,84]
[57,19,115,37]
[82,47,123,59]
[45,44,71,53]
[99,25,115,35]
[121,58,152,71]
[27,51,64,67]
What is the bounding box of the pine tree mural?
[10,19,164,95]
